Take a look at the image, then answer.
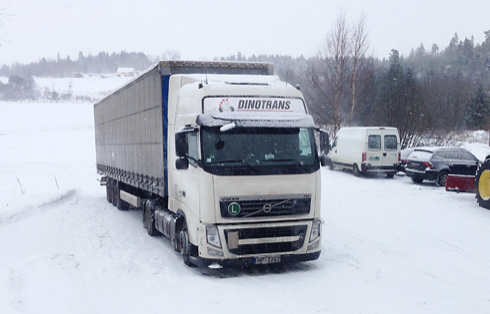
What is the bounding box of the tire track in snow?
[0,189,77,225]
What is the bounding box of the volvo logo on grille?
[263,203,272,213]
[228,202,241,215]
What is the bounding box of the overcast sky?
[1,0,489,65]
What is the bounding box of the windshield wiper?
[261,158,306,169]
[207,159,260,172]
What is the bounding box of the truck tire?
[111,180,117,206]
[106,178,112,203]
[180,220,192,266]
[436,171,449,187]
[114,181,129,211]
[143,200,159,236]
[476,159,490,209]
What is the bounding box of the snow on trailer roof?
[95,60,275,106]
[157,60,274,76]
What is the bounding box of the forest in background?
[1,25,489,148]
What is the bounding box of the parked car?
[398,148,414,172]
[405,147,480,186]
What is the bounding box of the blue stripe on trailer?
[162,75,170,196]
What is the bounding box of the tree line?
[1,19,489,148]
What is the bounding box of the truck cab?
[169,75,323,266]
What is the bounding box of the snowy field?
[1,77,490,313]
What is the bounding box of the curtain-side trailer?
[94,61,329,267]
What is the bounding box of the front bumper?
[195,220,322,266]
[191,251,321,268]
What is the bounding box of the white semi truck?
[94,61,329,267]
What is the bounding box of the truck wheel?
[353,164,361,177]
[115,181,129,211]
[436,171,449,187]
[106,178,113,203]
[476,159,490,209]
[143,200,159,236]
[180,221,192,266]
[112,180,117,206]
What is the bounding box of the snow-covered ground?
[34,75,133,100]
[1,75,133,101]
[1,77,490,314]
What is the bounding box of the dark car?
[398,148,414,172]
[405,147,479,186]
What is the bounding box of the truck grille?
[224,225,307,255]
[220,195,311,218]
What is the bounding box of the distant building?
[117,67,135,77]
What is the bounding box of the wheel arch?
[174,208,198,247]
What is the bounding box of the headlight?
[309,219,321,243]
[206,226,222,248]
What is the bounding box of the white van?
[326,127,400,177]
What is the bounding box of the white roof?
[117,67,134,72]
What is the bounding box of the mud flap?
[445,174,475,193]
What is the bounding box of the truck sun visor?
[196,113,316,128]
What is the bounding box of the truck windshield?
[201,127,319,175]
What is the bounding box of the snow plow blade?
[445,174,475,193]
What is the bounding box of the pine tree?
[465,85,489,129]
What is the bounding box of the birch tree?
[314,12,350,134]
[349,14,369,124]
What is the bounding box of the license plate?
[411,162,420,167]
[254,255,281,265]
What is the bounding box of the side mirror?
[320,129,330,155]
[175,157,189,170]
[175,132,187,157]
[320,154,329,167]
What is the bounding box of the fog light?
[206,226,222,248]
[309,219,321,243]
[207,247,224,257]
[307,241,320,252]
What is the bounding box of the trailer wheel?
[115,181,129,211]
[106,178,113,203]
[353,164,361,177]
[143,200,159,236]
[476,159,490,209]
[180,221,192,266]
[112,180,117,206]
[436,171,449,187]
